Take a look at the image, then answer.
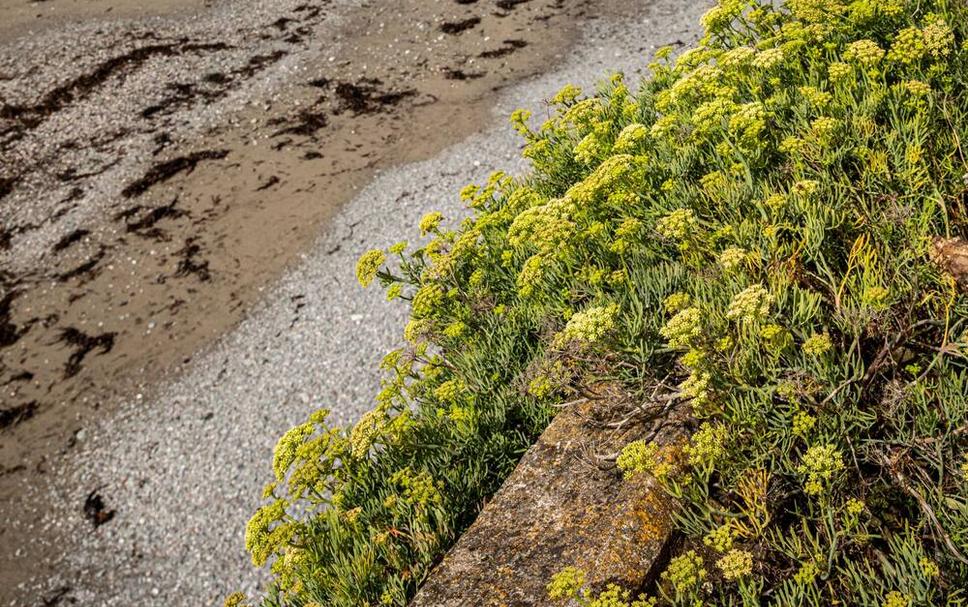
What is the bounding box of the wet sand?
[0,0,692,603]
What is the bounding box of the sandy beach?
[0,0,706,604]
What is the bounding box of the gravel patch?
[14,1,708,605]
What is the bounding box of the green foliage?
[243,0,968,604]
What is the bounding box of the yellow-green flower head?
[923,16,954,58]
[434,378,465,403]
[798,85,832,109]
[717,549,754,581]
[883,591,911,607]
[685,422,727,467]
[700,170,730,200]
[615,217,642,240]
[690,97,736,138]
[752,47,786,70]
[411,283,445,318]
[720,46,755,69]
[356,249,386,288]
[764,193,787,211]
[245,498,292,567]
[719,247,749,272]
[547,566,585,601]
[574,130,603,164]
[507,197,576,253]
[726,284,773,323]
[385,283,403,301]
[844,39,884,67]
[509,108,532,135]
[728,101,768,145]
[564,154,634,204]
[224,593,249,607]
[920,557,940,578]
[350,408,387,459]
[663,292,692,313]
[388,241,407,255]
[845,497,865,515]
[828,61,852,83]
[403,318,430,344]
[617,440,672,479]
[961,455,968,481]
[660,307,703,348]
[803,332,832,355]
[794,560,818,586]
[703,524,735,553]
[902,79,932,97]
[661,551,707,594]
[680,370,712,407]
[680,348,705,369]
[792,179,820,198]
[656,208,699,241]
[810,116,839,143]
[554,304,619,347]
[888,27,927,65]
[788,0,846,23]
[551,83,583,106]
[561,98,600,126]
[443,321,467,339]
[613,123,649,153]
[419,211,444,236]
[778,135,805,156]
[272,422,315,480]
[651,114,679,140]
[517,254,546,298]
[701,0,744,35]
[392,467,443,508]
[792,411,816,437]
[797,444,845,496]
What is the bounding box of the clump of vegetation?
[242,0,968,604]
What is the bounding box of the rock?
[931,237,968,290]
[410,396,686,607]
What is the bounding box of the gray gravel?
[17,2,707,605]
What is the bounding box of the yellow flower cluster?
[660,307,704,348]
[883,591,910,607]
[718,247,749,271]
[792,411,816,436]
[616,440,673,479]
[390,467,443,509]
[350,408,386,459]
[717,548,754,580]
[802,332,832,355]
[844,39,885,67]
[685,422,727,467]
[613,123,649,153]
[419,211,444,236]
[507,197,575,253]
[411,283,445,318]
[797,444,845,496]
[433,378,465,403]
[703,523,735,553]
[553,304,618,347]
[551,83,582,106]
[663,292,692,313]
[656,208,699,241]
[726,284,772,323]
[245,498,293,567]
[661,550,707,594]
[546,566,585,601]
[356,249,386,287]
